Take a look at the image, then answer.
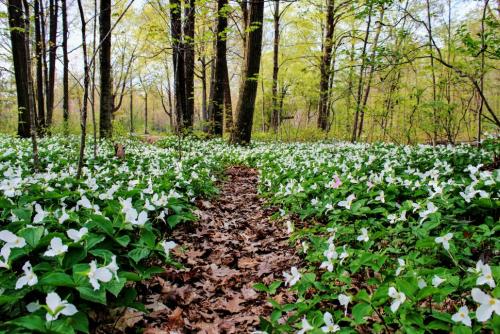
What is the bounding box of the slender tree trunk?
[223,62,233,133]
[76,0,89,179]
[91,0,98,157]
[62,0,69,133]
[351,2,373,142]
[144,91,148,134]
[40,0,49,129]
[426,0,438,144]
[130,75,134,133]
[357,7,384,139]
[165,63,174,130]
[318,0,335,131]
[34,0,45,133]
[170,0,187,133]
[184,0,195,129]
[8,0,31,138]
[99,0,113,138]
[46,0,58,129]
[208,0,228,136]
[230,0,265,145]
[200,56,208,132]
[270,0,280,132]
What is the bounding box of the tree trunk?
[170,0,187,133]
[46,0,58,129]
[426,0,438,144]
[208,0,228,136]
[184,0,195,129]
[230,0,265,145]
[223,61,233,133]
[34,0,45,134]
[99,0,113,138]
[62,0,69,132]
[130,75,134,133]
[200,56,208,132]
[144,91,148,134]
[8,0,31,138]
[270,0,280,132]
[317,0,335,131]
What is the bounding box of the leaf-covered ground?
[140,166,299,333]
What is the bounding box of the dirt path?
[144,166,300,333]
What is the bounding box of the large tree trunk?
[170,0,187,133]
[8,0,31,138]
[270,0,280,132]
[426,0,438,144]
[230,0,265,145]
[46,0,58,129]
[62,0,69,132]
[34,0,45,133]
[223,61,233,133]
[200,56,209,132]
[184,0,195,129]
[208,0,228,136]
[317,0,335,132]
[99,0,113,138]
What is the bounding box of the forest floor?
[140,166,300,333]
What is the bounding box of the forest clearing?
[1,0,499,333]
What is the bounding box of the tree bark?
[99,0,113,138]
[426,0,438,144]
[317,0,335,131]
[46,0,58,129]
[8,0,31,138]
[184,0,195,129]
[230,0,265,145]
[223,61,233,133]
[208,0,228,136]
[170,0,187,133]
[62,0,69,132]
[34,0,45,133]
[270,0,280,132]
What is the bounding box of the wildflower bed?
[0,135,498,333]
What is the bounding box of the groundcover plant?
[0,135,498,333]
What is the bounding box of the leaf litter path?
[144,166,300,333]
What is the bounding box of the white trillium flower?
[357,228,369,242]
[432,275,445,287]
[43,237,68,257]
[395,258,405,276]
[297,316,313,334]
[375,191,385,203]
[476,262,496,288]
[419,201,438,222]
[302,241,309,253]
[33,203,48,224]
[66,227,88,243]
[160,240,177,257]
[0,246,11,268]
[435,233,453,250]
[471,288,500,322]
[45,291,78,322]
[0,230,26,249]
[106,255,119,280]
[417,277,427,289]
[338,294,351,316]
[339,245,349,264]
[388,287,406,312]
[87,260,113,290]
[283,266,301,287]
[286,221,294,234]
[338,194,356,210]
[451,306,471,327]
[58,207,70,224]
[15,261,38,289]
[321,311,340,332]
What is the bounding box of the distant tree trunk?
[270,0,280,132]
[99,0,113,138]
[8,0,31,138]
[426,0,438,144]
[170,0,187,133]
[317,0,335,131]
[230,0,265,145]
[76,0,89,179]
[130,75,134,133]
[357,7,384,139]
[46,0,58,129]
[40,0,49,128]
[91,0,98,157]
[184,0,195,129]
[351,2,373,142]
[200,56,209,132]
[144,91,149,134]
[478,0,488,145]
[34,0,45,134]
[223,62,233,133]
[165,64,174,130]
[62,0,69,133]
[208,0,228,136]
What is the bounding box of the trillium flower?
[320,257,335,272]
[471,288,500,322]
[0,246,10,269]
[286,221,294,234]
[58,207,70,224]
[160,240,177,257]
[417,277,427,289]
[66,227,88,243]
[0,230,26,249]
[375,191,385,203]
[432,275,445,287]
[15,261,38,289]
[105,255,119,280]
[388,287,406,312]
[45,291,78,322]
[338,294,351,316]
[451,306,471,327]
[87,260,112,290]
[321,311,340,332]
[395,258,405,276]
[297,316,313,334]
[44,237,68,257]
[419,201,438,222]
[338,194,356,210]
[302,241,309,253]
[77,195,93,209]
[357,228,369,242]
[283,266,301,287]
[33,203,48,224]
[476,262,496,288]
[339,245,349,264]
[435,233,453,250]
